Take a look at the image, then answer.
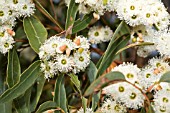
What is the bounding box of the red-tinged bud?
[59,45,67,53]
[51,92,54,96]
[93,12,100,20]
[154,68,160,75]
[74,38,81,46]
[156,84,162,91]
[66,48,71,57]
[7,29,15,36]
[138,33,143,38]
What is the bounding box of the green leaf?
[96,21,130,77]
[116,42,154,55]
[68,74,81,93]
[0,54,12,113]
[87,61,98,83]
[36,101,57,113]
[159,71,170,83]
[33,0,63,30]
[14,87,32,113]
[65,0,79,30]
[140,107,146,113]
[14,26,27,49]
[84,71,125,96]
[0,102,12,113]
[72,13,93,34]
[53,74,67,113]
[0,54,7,95]
[23,16,47,53]
[0,61,41,104]
[30,75,46,112]
[97,35,130,77]
[82,97,87,112]
[92,92,100,111]
[148,105,154,113]
[7,48,21,88]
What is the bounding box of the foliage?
[1,0,170,113]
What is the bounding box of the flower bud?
[59,45,67,53]
[7,29,15,36]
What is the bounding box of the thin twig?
[34,0,63,31]
[90,47,104,55]
[50,0,57,20]
[15,39,28,43]
[126,81,151,106]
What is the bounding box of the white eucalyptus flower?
[77,107,93,113]
[88,26,113,44]
[101,98,127,113]
[112,62,140,84]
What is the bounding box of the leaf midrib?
[27,18,42,44]
[0,62,40,103]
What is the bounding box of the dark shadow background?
[163,0,170,12]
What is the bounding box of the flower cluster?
[103,57,170,112]
[77,107,93,113]
[88,26,113,44]
[65,0,115,16]
[115,0,170,27]
[103,82,145,109]
[101,98,127,113]
[39,35,91,79]
[120,0,170,58]
[0,0,35,54]
[0,27,15,54]
[153,89,170,113]
[129,25,170,58]
[153,30,170,57]
[129,25,156,57]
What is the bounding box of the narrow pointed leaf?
[7,48,21,88]
[92,92,100,111]
[97,35,130,77]
[97,21,130,76]
[53,74,67,113]
[87,61,98,83]
[84,71,125,96]
[65,0,79,30]
[33,0,63,30]
[0,61,41,104]
[14,87,32,113]
[0,54,12,113]
[82,97,87,112]
[148,105,154,113]
[30,75,46,112]
[0,102,12,113]
[72,13,93,34]
[23,16,47,53]
[159,71,170,83]
[36,101,57,113]
[68,74,81,93]
[0,54,7,95]
[116,42,154,55]
[140,107,146,113]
